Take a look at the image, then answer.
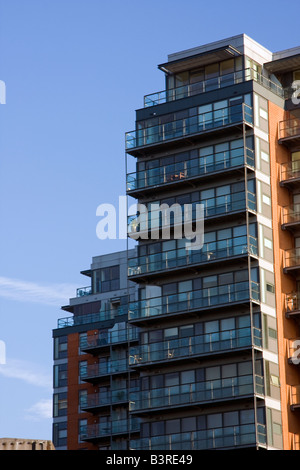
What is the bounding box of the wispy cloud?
[0,276,77,306]
[0,358,52,389]
[25,399,52,422]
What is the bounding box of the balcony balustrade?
[128,235,258,279]
[143,68,284,108]
[76,286,92,297]
[129,326,262,367]
[129,374,264,413]
[280,162,300,187]
[80,358,128,382]
[128,191,256,239]
[278,118,300,148]
[125,103,253,152]
[80,418,140,441]
[283,248,300,274]
[126,147,254,194]
[57,304,128,329]
[282,204,300,230]
[285,292,300,317]
[290,385,300,411]
[80,326,139,352]
[129,423,266,450]
[128,280,260,323]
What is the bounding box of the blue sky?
[0,0,299,441]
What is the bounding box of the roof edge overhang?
[158,45,242,74]
[264,53,300,74]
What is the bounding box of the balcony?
[285,292,300,318]
[290,386,300,411]
[128,280,260,325]
[143,68,284,108]
[287,339,300,365]
[80,388,130,413]
[125,103,253,155]
[128,235,258,281]
[282,205,300,231]
[278,118,300,148]
[126,147,255,196]
[80,358,128,383]
[57,304,128,329]
[80,418,140,442]
[129,326,262,368]
[80,326,139,354]
[128,191,256,239]
[283,248,300,274]
[280,162,300,188]
[76,286,92,297]
[129,374,264,414]
[130,423,267,450]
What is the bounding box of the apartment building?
[52,250,138,450]
[53,33,300,450]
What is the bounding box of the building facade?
[53,34,300,450]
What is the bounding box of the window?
[54,336,67,360]
[93,266,120,293]
[53,393,67,417]
[53,363,68,388]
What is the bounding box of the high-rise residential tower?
[53,34,300,450]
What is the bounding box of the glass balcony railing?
[128,280,260,322]
[128,235,258,277]
[130,423,266,450]
[285,292,300,314]
[76,286,92,297]
[81,418,140,440]
[144,68,284,107]
[80,326,139,350]
[80,389,129,410]
[57,304,128,329]
[282,204,300,226]
[284,248,300,271]
[129,326,262,366]
[290,386,300,409]
[81,358,128,381]
[279,118,300,141]
[128,191,256,238]
[280,162,300,183]
[80,387,140,411]
[125,103,253,151]
[126,147,254,193]
[129,374,264,412]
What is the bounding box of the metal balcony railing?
[129,374,264,412]
[282,204,300,227]
[80,358,128,381]
[76,286,92,297]
[143,68,284,107]
[280,162,300,184]
[128,191,256,238]
[128,280,260,322]
[129,326,262,366]
[129,423,267,450]
[284,248,300,271]
[285,292,300,314]
[128,235,257,278]
[80,326,138,351]
[279,118,300,142]
[80,418,140,440]
[125,103,253,151]
[126,146,254,193]
[57,304,128,329]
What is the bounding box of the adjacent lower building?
[53,33,300,450]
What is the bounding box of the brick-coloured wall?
[67,331,98,450]
[269,101,300,449]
